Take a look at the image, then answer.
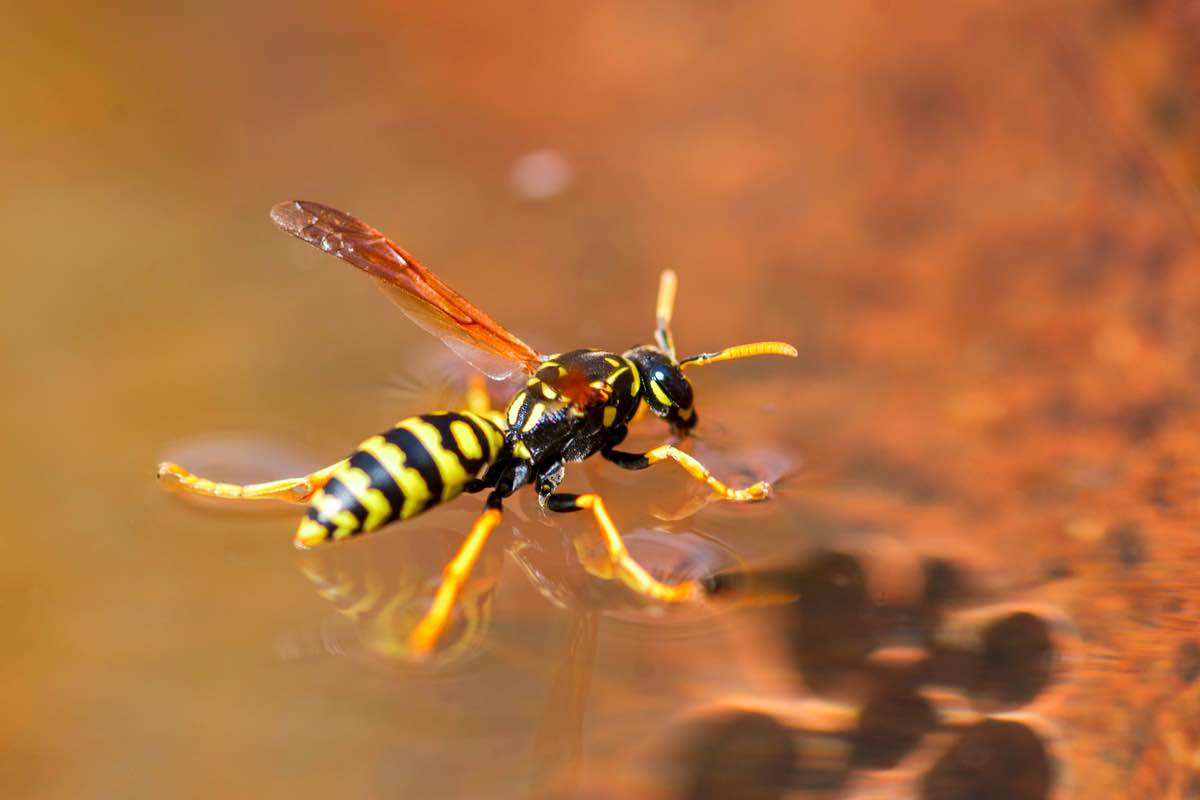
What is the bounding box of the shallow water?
[7,1,1200,798]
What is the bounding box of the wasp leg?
[156,459,348,504]
[408,493,505,657]
[465,373,511,433]
[548,493,703,603]
[535,460,566,505]
[466,373,495,415]
[602,445,770,501]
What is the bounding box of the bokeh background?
[6,1,1200,797]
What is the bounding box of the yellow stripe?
[461,411,504,459]
[294,517,330,548]
[398,418,470,502]
[338,466,392,532]
[628,360,641,395]
[359,434,431,519]
[603,406,617,427]
[449,420,483,460]
[507,391,526,428]
[521,402,546,432]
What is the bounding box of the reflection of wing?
[531,610,599,795]
[271,200,543,379]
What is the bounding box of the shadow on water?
[157,407,1077,800]
[279,493,749,798]
[641,545,1071,799]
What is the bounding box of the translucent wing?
[271,200,543,379]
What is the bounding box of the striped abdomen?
[294,411,505,548]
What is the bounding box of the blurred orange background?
[6,1,1200,798]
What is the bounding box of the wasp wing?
[271,200,543,379]
[377,282,535,381]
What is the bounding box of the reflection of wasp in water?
[294,514,741,797]
[158,200,795,656]
[293,520,504,666]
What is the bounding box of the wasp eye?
[662,371,694,410]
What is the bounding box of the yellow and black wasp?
[158,200,796,657]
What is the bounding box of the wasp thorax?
[624,346,698,432]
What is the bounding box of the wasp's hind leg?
[602,445,770,501]
[157,459,347,504]
[548,493,703,603]
[408,492,506,657]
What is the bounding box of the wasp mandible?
[158,201,796,656]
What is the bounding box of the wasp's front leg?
[601,445,770,501]
[548,492,703,603]
[535,460,566,506]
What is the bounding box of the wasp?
[158,201,796,657]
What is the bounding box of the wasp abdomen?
[295,412,504,547]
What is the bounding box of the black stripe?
[348,450,405,528]
[321,477,368,530]
[420,414,471,465]
[383,426,444,512]
[420,413,485,474]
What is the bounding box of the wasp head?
[625,345,697,435]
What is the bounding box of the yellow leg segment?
[408,506,503,657]
[157,459,347,504]
[466,374,493,416]
[644,445,770,501]
[465,373,508,432]
[559,493,702,603]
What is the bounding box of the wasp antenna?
[679,341,798,369]
[654,269,678,359]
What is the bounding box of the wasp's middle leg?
[547,492,703,603]
[602,445,770,501]
[407,491,506,657]
[408,462,527,656]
